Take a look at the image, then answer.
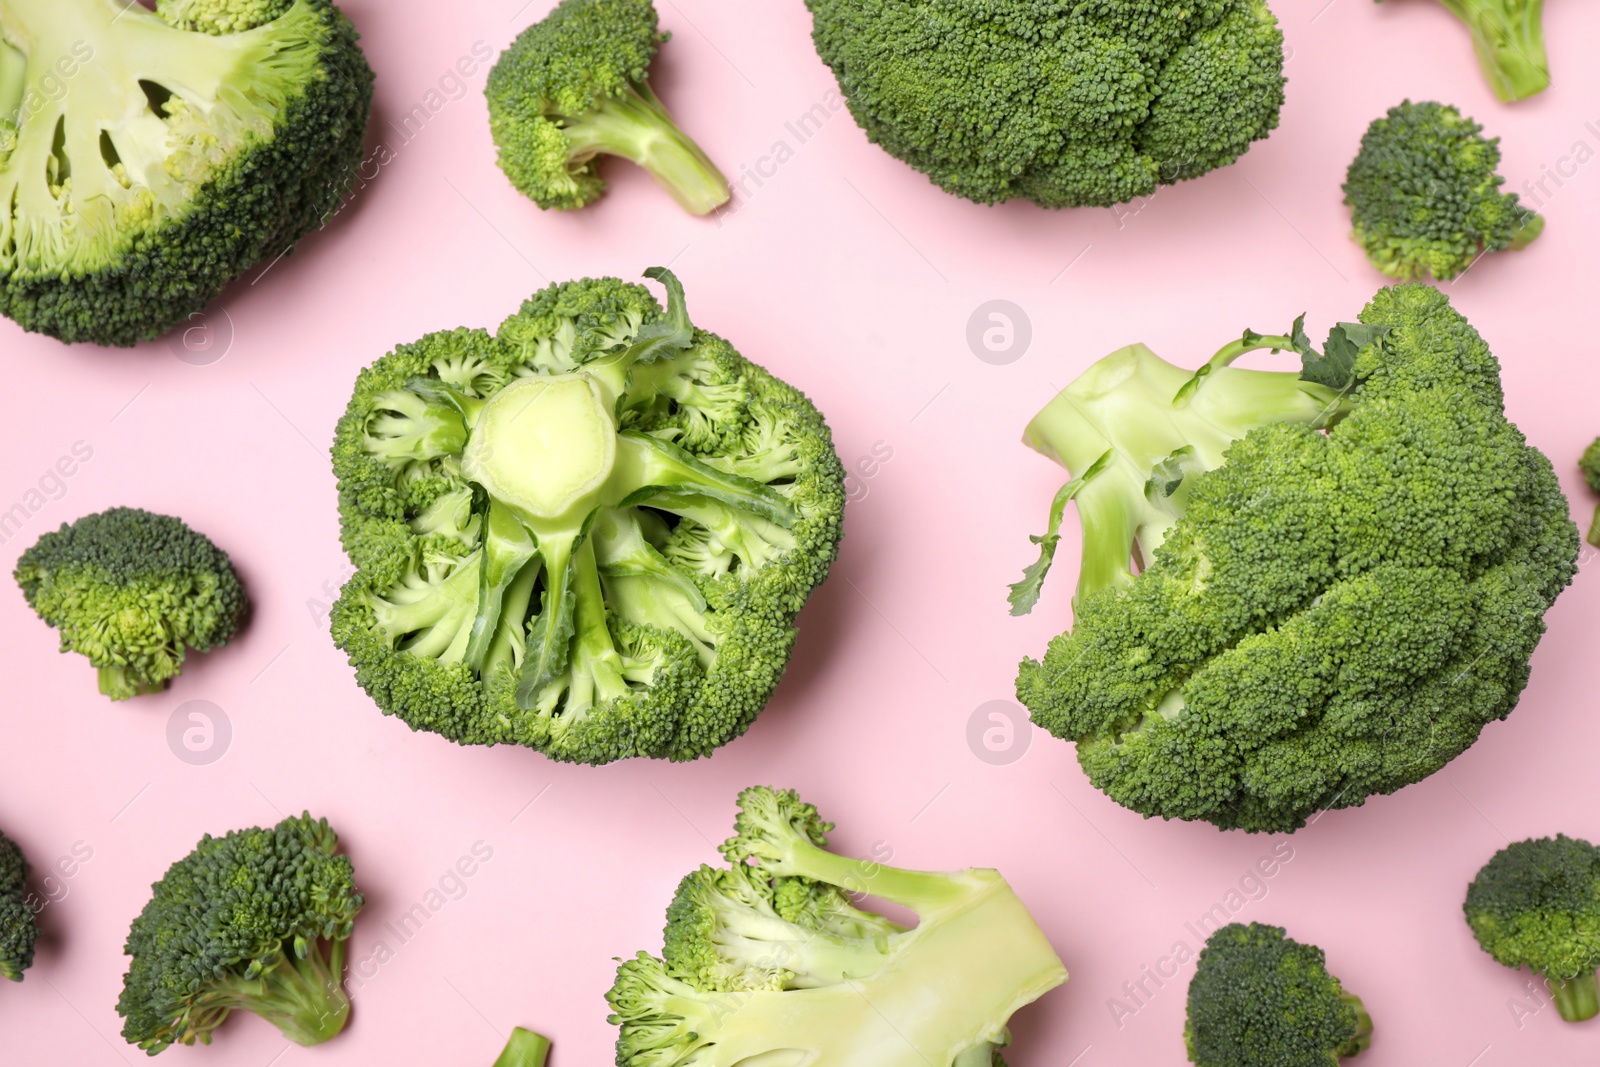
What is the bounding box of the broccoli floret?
[1465,834,1600,1023]
[1344,101,1542,282]
[1013,284,1578,833]
[1376,0,1548,102]
[0,829,38,983]
[329,269,844,765]
[1579,439,1600,547]
[0,0,374,346]
[115,812,363,1053]
[486,0,728,214]
[15,507,248,701]
[1186,923,1372,1066]
[606,785,1068,1066]
[803,0,1286,208]
[493,1028,552,1066]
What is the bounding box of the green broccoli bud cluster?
[0,830,39,983]
[1465,834,1600,1023]
[116,812,363,1054]
[329,269,844,765]
[486,0,728,214]
[15,507,249,701]
[1186,922,1371,1066]
[1344,100,1541,282]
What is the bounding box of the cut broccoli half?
[0,0,374,346]
[1465,834,1600,1023]
[1344,100,1541,282]
[15,507,249,701]
[329,269,845,764]
[116,813,363,1054]
[486,0,728,214]
[607,785,1068,1066]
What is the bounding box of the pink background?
[2,1,1598,1063]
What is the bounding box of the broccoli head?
[1578,439,1600,548]
[1013,284,1578,833]
[0,0,374,346]
[1376,0,1548,102]
[116,812,362,1053]
[607,785,1068,1066]
[1186,922,1372,1066]
[0,829,38,983]
[1344,101,1541,282]
[329,269,844,765]
[486,0,728,214]
[804,0,1286,208]
[1465,834,1600,1023]
[15,507,248,701]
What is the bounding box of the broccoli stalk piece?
[1013,285,1578,833]
[493,1028,553,1067]
[15,507,248,701]
[607,786,1068,1067]
[116,813,363,1054]
[1579,439,1600,547]
[1377,0,1548,102]
[1186,923,1372,1066]
[0,830,39,983]
[1465,834,1600,1023]
[1344,101,1541,282]
[486,0,728,214]
[0,0,373,346]
[330,269,844,764]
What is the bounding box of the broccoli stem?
[1443,0,1549,102]
[1549,971,1600,1023]
[1337,991,1374,1056]
[563,83,729,215]
[212,941,351,1047]
[1508,210,1545,250]
[493,1027,552,1067]
[97,665,167,701]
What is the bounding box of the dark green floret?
[329,269,844,765]
[116,812,363,1054]
[1375,0,1548,102]
[0,829,38,983]
[15,507,248,701]
[1186,922,1371,1066]
[1465,834,1600,1023]
[607,785,1068,1066]
[1014,285,1578,832]
[486,0,728,214]
[804,0,1287,208]
[0,0,374,346]
[1344,101,1541,282]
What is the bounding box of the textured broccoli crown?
[485,0,728,213]
[1376,0,1548,103]
[607,786,1068,1067]
[15,506,248,701]
[0,0,374,346]
[329,271,844,765]
[1344,101,1541,282]
[1465,834,1600,1022]
[1186,923,1371,1066]
[0,830,38,983]
[1015,285,1579,832]
[116,813,363,1053]
[804,0,1286,208]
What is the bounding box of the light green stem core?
[564,83,730,215]
[1550,971,1600,1023]
[462,374,617,525]
[1442,0,1549,102]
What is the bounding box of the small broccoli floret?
[493,1028,552,1066]
[607,786,1068,1066]
[0,830,38,983]
[330,270,844,764]
[1344,101,1541,282]
[0,0,374,346]
[804,0,1286,208]
[486,0,728,214]
[1186,923,1372,1066]
[1376,0,1548,102]
[1465,834,1600,1023]
[1579,439,1600,547]
[1014,285,1578,832]
[15,507,248,701]
[116,813,362,1054]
